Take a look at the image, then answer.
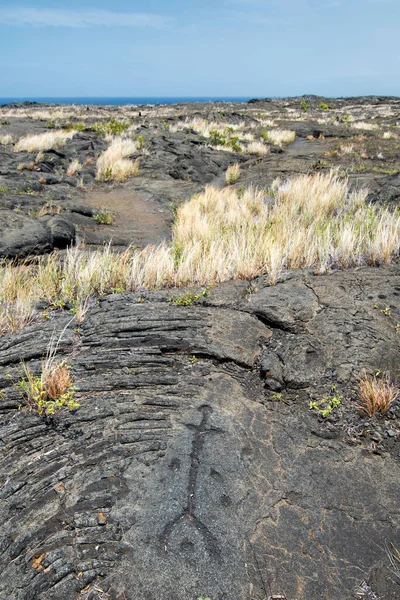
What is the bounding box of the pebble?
[386,430,395,438]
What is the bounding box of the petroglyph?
[160,405,223,556]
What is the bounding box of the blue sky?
[0,0,399,98]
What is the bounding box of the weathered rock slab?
[0,210,53,258]
[0,266,399,600]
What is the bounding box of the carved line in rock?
[160,404,223,558]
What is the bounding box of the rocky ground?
[0,96,399,600]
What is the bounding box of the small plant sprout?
[309,385,342,418]
[357,371,399,417]
[225,163,241,184]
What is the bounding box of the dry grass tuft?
[266,129,296,146]
[340,143,356,155]
[247,141,270,155]
[357,372,399,416]
[15,130,77,152]
[36,203,62,217]
[170,117,245,137]
[1,172,399,334]
[352,122,379,131]
[383,131,398,140]
[96,137,139,181]
[0,134,13,145]
[0,299,36,336]
[66,159,82,177]
[225,163,241,184]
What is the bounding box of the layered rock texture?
[1,267,399,600]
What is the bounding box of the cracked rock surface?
[0,266,399,600]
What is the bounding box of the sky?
[0,0,399,98]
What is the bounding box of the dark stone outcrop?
[39,214,76,249]
[0,210,76,258]
[0,266,399,600]
[0,210,53,258]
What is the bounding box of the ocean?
[0,96,252,106]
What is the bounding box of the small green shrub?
[171,288,208,306]
[313,159,329,170]
[171,291,201,306]
[92,118,131,136]
[93,209,114,225]
[228,136,242,152]
[63,122,86,132]
[300,99,309,112]
[319,103,330,110]
[208,130,226,146]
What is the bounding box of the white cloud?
[0,7,172,28]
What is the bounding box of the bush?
[319,103,330,110]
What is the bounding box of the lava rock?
[39,214,76,249]
[0,210,53,258]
